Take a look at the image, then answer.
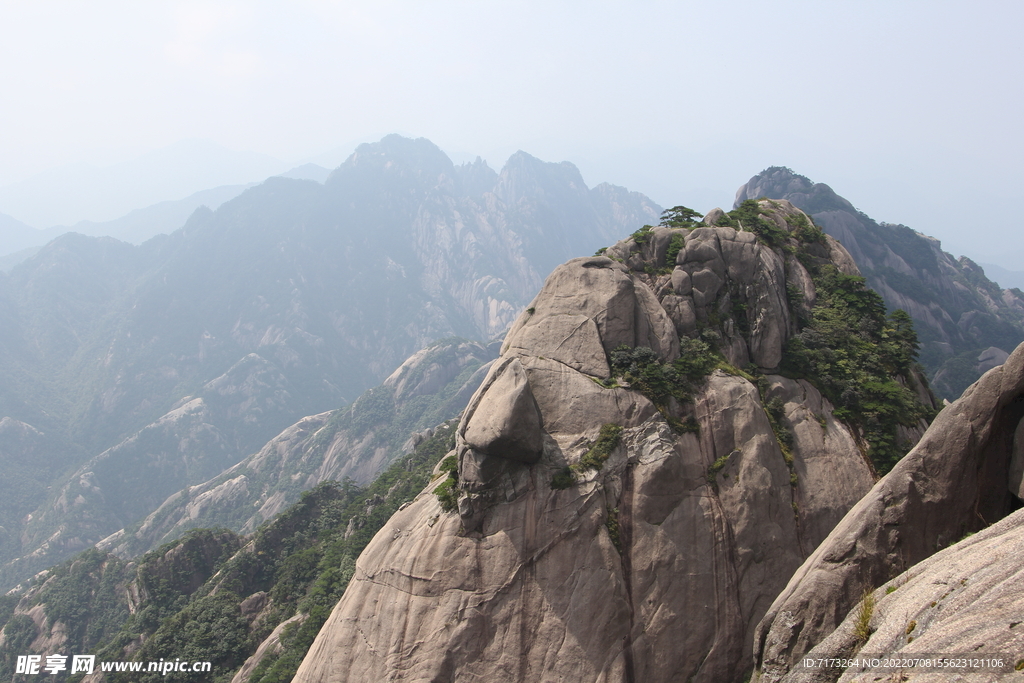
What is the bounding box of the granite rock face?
[753,340,1024,682]
[774,507,1024,683]
[292,202,917,683]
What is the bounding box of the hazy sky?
[2,1,1022,269]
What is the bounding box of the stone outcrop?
[753,340,1024,682]
[292,202,919,683]
[462,358,544,463]
[230,613,307,683]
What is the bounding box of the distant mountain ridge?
[95,338,498,562]
[735,167,1024,399]
[0,164,333,268]
[979,261,1024,290]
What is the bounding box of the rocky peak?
[735,167,856,217]
[454,156,499,197]
[736,167,1024,401]
[328,134,457,188]
[291,201,932,683]
[494,151,590,202]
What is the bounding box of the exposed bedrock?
[775,506,1024,683]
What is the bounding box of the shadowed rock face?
[753,340,1024,683]
[292,202,919,683]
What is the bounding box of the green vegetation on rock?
[853,589,876,643]
[659,205,702,228]
[739,167,1024,401]
[609,340,718,407]
[718,199,791,248]
[605,507,622,553]
[664,232,685,266]
[630,225,654,246]
[577,424,624,472]
[781,266,932,473]
[619,195,932,475]
[549,423,623,489]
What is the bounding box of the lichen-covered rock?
[292,202,917,683]
[753,340,1024,682]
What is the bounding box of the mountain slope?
[0,423,462,683]
[0,135,659,589]
[735,167,1024,400]
[94,338,497,562]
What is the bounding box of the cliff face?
[736,167,1024,400]
[292,201,932,682]
[753,340,1024,682]
[768,507,1024,683]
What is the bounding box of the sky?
[1,0,1022,271]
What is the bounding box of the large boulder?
[461,357,544,464]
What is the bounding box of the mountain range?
[0,137,1023,682]
[0,134,659,589]
[0,165,335,267]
